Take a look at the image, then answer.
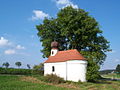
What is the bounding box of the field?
[0,75,120,90]
[0,75,69,90]
[102,73,120,79]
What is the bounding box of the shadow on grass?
[90,77,120,84]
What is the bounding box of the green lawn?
[0,75,120,90]
[0,75,70,90]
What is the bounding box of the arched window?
[52,66,55,72]
[52,51,54,55]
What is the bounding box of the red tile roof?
[45,49,86,63]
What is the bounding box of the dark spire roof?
[51,41,59,48]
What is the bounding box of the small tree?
[2,62,10,68]
[15,62,22,68]
[33,63,44,71]
[2,63,5,67]
[116,64,120,74]
[33,63,44,75]
[27,64,31,69]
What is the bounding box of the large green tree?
[36,6,110,81]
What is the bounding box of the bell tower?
[51,41,59,56]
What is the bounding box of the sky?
[0,0,120,70]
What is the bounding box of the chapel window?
[52,51,54,55]
[52,66,55,72]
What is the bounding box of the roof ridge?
[58,49,77,52]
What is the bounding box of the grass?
[0,75,70,90]
[0,75,120,90]
[102,73,120,79]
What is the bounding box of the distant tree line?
[1,62,31,69]
[0,62,44,75]
[99,69,115,75]
[100,64,120,75]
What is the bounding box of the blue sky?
[0,0,120,70]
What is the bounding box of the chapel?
[44,41,87,82]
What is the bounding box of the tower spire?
[51,41,59,49]
[51,41,59,56]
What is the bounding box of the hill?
[99,69,116,75]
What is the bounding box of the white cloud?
[16,45,25,50]
[54,0,78,9]
[0,37,26,55]
[32,10,49,20]
[0,37,11,46]
[56,0,70,5]
[4,49,16,55]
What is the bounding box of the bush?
[44,74,65,84]
[32,63,44,75]
[86,60,100,82]
[32,70,44,75]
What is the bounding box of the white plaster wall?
[50,49,58,56]
[67,60,87,82]
[44,60,87,82]
[44,62,67,80]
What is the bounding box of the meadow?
[0,75,69,90]
[102,73,120,79]
[0,75,120,90]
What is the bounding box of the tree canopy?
[116,64,120,74]
[2,62,10,68]
[27,64,31,69]
[33,63,44,71]
[15,62,22,68]
[36,6,110,81]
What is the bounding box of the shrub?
[32,70,44,75]
[32,63,44,75]
[86,60,100,82]
[44,74,65,84]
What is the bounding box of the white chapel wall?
[67,60,87,82]
[44,62,67,80]
[44,60,87,82]
[50,49,58,56]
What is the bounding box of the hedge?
[0,67,43,75]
